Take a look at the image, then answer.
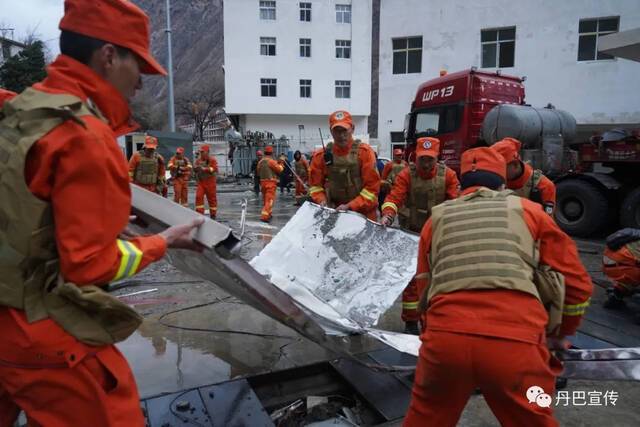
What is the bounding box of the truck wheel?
[620,188,640,229]
[555,180,609,237]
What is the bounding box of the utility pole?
[165,0,176,132]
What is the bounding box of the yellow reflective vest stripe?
[381,201,398,213]
[309,186,325,194]
[359,188,376,202]
[113,239,143,282]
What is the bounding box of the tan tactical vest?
[627,241,640,260]
[514,168,543,200]
[257,157,277,180]
[398,162,446,232]
[387,160,407,185]
[134,151,160,185]
[196,158,216,182]
[295,159,308,177]
[422,188,564,334]
[0,88,143,346]
[326,140,362,206]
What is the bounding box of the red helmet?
[199,145,210,153]
[176,147,185,154]
[265,146,274,154]
[256,150,263,157]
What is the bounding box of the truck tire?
[555,180,609,237]
[620,187,640,229]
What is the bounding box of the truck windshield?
[414,104,462,137]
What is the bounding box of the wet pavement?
[114,180,640,425]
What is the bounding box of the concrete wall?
[377,0,640,157]
[224,0,372,116]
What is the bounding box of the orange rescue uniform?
[0,88,17,106]
[404,188,593,427]
[308,138,380,221]
[603,244,640,296]
[258,155,284,221]
[128,150,166,194]
[381,165,459,322]
[0,55,167,427]
[294,157,310,201]
[194,155,218,218]
[509,162,557,213]
[168,154,192,207]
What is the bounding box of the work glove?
[381,215,393,227]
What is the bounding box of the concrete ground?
[113,180,640,426]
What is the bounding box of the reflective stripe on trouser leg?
[195,182,205,214]
[402,278,420,322]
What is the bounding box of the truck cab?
[404,69,525,171]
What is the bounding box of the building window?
[392,36,422,74]
[260,37,276,56]
[300,2,311,22]
[336,40,351,59]
[578,17,619,61]
[300,38,311,57]
[300,79,311,98]
[336,4,351,23]
[335,80,351,98]
[481,27,515,68]
[260,1,276,20]
[260,78,277,97]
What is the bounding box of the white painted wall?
[224,0,372,116]
[377,0,640,156]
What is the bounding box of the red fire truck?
[403,68,639,237]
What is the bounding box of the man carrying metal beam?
[0,1,202,425]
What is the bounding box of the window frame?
[300,79,312,98]
[299,38,311,58]
[260,36,276,56]
[260,78,277,97]
[577,16,619,61]
[336,4,352,24]
[335,80,351,99]
[392,36,423,74]
[300,2,311,22]
[335,39,351,59]
[259,0,276,20]
[480,26,516,68]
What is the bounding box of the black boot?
[603,288,626,310]
[404,321,420,335]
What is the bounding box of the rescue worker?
[194,144,218,219]
[168,146,192,207]
[379,148,408,212]
[380,137,459,334]
[252,150,263,195]
[279,153,292,194]
[0,88,17,106]
[0,1,204,425]
[129,134,166,194]
[293,150,309,205]
[257,145,284,222]
[491,137,556,214]
[404,147,593,427]
[602,228,640,321]
[308,110,380,221]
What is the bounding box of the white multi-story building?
[0,36,25,65]
[179,109,228,142]
[376,0,640,157]
[224,0,373,152]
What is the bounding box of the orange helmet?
[415,137,440,159]
[143,135,158,149]
[491,137,522,163]
[460,147,506,180]
[199,145,210,153]
[265,146,274,155]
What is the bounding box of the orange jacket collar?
[332,137,354,156]
[34,54,138,137]
[416,164,437,180]
[507,162,533,190]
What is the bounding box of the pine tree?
[0,41,47,93]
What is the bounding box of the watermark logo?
[527,386,618,407]
[526,386,552,408]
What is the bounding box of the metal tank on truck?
[403,68,640,237]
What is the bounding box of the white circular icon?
[526,385,545,403]
[335,112,344,120]
[423,141,432,149]
[536,393,552,408]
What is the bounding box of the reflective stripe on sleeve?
[381,201,398,213]
[402,301,419,310]
[309,186,325,195]
[360,188,376,202]
[113,239,143,282]
[563,299,591,316]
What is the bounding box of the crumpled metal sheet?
[559,347,640,381]
[250,203,420,333]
